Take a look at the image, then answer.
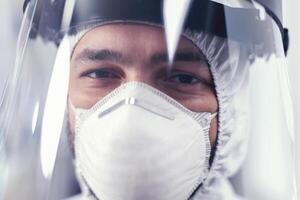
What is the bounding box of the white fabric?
[71,82,214,200]
[183,31,250,199]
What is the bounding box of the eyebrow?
[74,48,207,65]
[74,49,127,63]
[150,51,207,64]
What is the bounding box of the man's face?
[68,23,218,145]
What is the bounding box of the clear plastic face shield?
[0,0,296,199]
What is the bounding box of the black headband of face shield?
[23,0,289,55]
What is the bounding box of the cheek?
[68,105,76,137]
[69,70,110,109]
[67,106,76,154]
[209,117,218,146]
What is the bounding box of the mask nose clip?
[125,97,136,105]
[98,96,175,120]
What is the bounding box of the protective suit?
[0,0,295,200]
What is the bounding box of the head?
[66,22,226,199]
[64,19,253,198]
[68,23,219,147]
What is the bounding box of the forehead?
[72,23,201,57]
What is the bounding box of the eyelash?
[81,68,212,87]
[165,72,201,85]
[82,68,121,79]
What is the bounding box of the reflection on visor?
[210,0,255,8]
[163,0,192,63]
[40,37,70,179]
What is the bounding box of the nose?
[122,67,156,87]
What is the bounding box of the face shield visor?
[0,0,295,199]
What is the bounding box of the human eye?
[82,68,120,79]
[166,72,201,85]
[161,68,215,96]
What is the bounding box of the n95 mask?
[71,82,215,200]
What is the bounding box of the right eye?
[83,69,120,79]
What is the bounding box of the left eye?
[167,73,200,84]
[84,69,119,79]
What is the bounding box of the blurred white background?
[284,0,300,199]
[0,0,299,199]
[0,0,22,103]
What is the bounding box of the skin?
[68,23,218,147]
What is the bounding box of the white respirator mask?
[70,82,216,200]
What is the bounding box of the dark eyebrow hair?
[74,49,127,64]
[74,48,208,66]
[150,51,208,64]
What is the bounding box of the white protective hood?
[185,30,250,200]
